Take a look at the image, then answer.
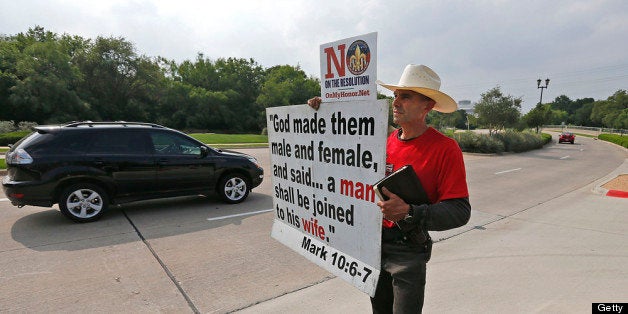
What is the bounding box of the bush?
[453,132,505,154]
[598,133,628,148]
[0,131,31,146]
[0,121,15,133]
[452,130,551,154]
[0,120,38,133]
[493,130,546,152]
[17,121,38,131]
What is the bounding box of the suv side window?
[51,130,92,154]
[15,132,56,155]
[89,130,151,155]
[150,131,201,156]
[20,130,91,155]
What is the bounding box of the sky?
[1,0,627,113]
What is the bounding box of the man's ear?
[425,100,436,112]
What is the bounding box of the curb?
[606,190,628,198]
[590,158,628,198]
[594,184,628,198]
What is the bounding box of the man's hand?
[377,187,411,222]
[307,96,321,110]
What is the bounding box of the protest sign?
[320,32,377,103]
[268,100,387,296]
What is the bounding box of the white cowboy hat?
[376,64,458,113]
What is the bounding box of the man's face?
[392,89,435,125]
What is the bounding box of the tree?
[591,90,628,128]
[0,37,20,121]
[427,109,468,130]
[175,53,219,89]
[523,103,550,133]
[256,64,320,129]
[573,102,594,126]
[474,86,521,135]
[550,95,579,120]
[548,109,569,125]
[257,65,319,108]
[612,109,628,129]
[571,98,595,126]
[160,56,267,132]
[214,58,265,132]
[4,27,92,123]
[74,36,142,120]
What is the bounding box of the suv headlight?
[6,148,33,165]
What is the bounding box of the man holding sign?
[309,64,471,313]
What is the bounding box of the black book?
[373,165,431,241]
[372,165,429,205]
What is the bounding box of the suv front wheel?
[217,173,250,204]
[59,184,109,222]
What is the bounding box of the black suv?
[2,121,264,222]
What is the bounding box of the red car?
[558,132,575,144]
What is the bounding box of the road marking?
[207,208,274,222]
[494,168,522,175]
[560,155,570,160]
[0,198,8,202]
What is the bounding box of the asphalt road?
[0,134,625,313]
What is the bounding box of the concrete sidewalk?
[237,160,628,313]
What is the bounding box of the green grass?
[188,133,268,147]
[0,159,5,170]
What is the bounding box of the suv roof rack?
[63,121,165,128]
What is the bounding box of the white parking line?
[207,208,274,222]
[560,155,570,160]
[494,168,522,175]
[0,198,8,202]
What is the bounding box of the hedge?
[598,134,628,148]
[452,131,550,154]
[0,131,31,146]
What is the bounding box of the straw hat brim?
[377,81,458,113]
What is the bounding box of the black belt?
[381,227,432,261]
[382,226,431,245]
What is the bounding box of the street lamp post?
[537,78,550,104]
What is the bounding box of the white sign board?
[320,32,377,103]
[268,100,388,296]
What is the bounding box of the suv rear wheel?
[217,173,250,204]
[59,184,109,222]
